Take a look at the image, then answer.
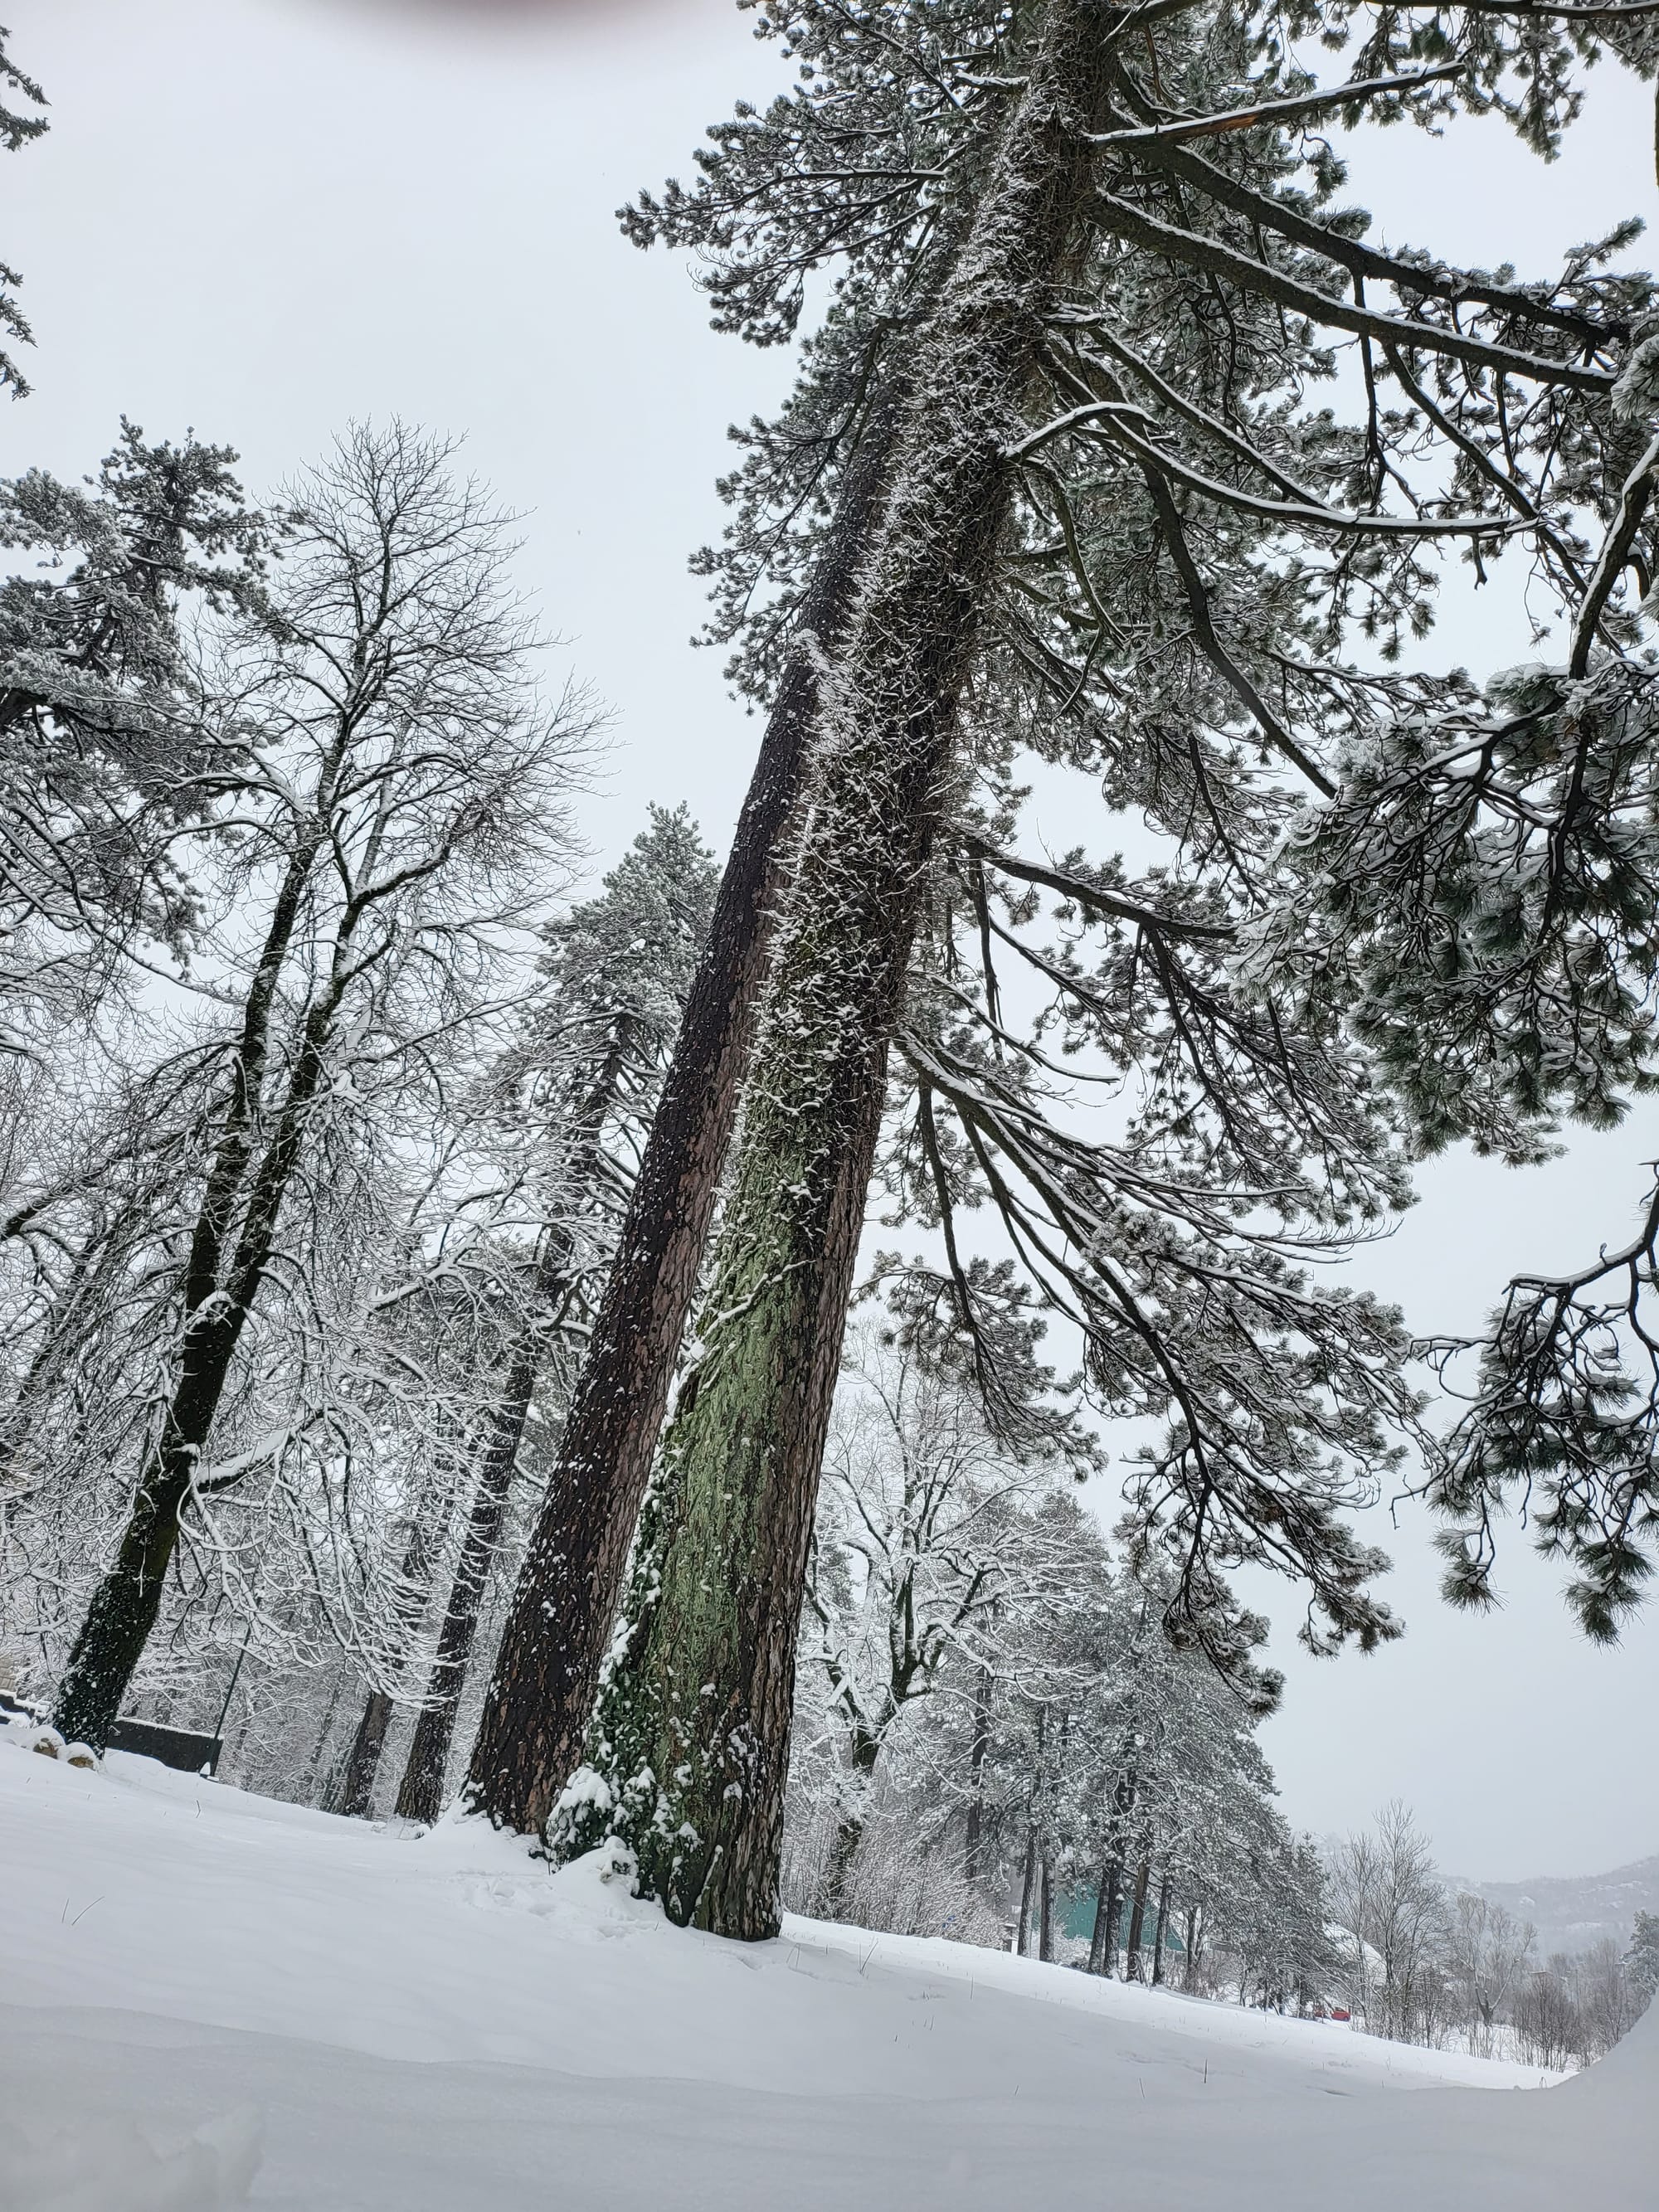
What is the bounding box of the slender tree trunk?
[1092,1757,1136,1976]
[554,0,1112,1942]
[1151,1872,1171,1987]
[53,748,351,1749]
[304,1664,348,1802]
[392,1389,527,1825]
[462,373,912,1842]
[338,1691,394,1820]
[1185,1903,1200,1994]
[1089,1860,1121,1976]
[965,1662,992,1884]
[339,1456,455,1818]
[1039,1845,1054,1964]
[55,1004,348,1746]
[1015,1829,1038,1957]
[53,1303,250,1748]
[1125,1858,1151,1981]
[1018,1700,1049,1961]
[397,1048,624,1824]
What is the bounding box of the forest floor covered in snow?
[0,1743,1651,2211]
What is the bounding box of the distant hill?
[1447,1856,1659,1959]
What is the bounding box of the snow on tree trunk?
[1015,1830,1038,1958]
[52,1005,341,1749]
[392,1361,534,1826]
[50,425,589,1752]
[397,1044,626,1826]
[1089,1861,1121,1977]
[1126,1858,1151,1981]
[965,1662,993,1884]
[556,0,1112,1939]
[462,386,911,1847]
[339,1692,394,1820]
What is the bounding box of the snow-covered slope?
[0,1744,1651,2211]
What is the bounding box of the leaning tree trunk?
[396,1046,625,1824]
[53,1291,257,1749]
[557,4,1112,1939]
[53,965,343,1747]
[392,1361,535,1823]
[462,375,912,1845]
[338,1691,395,1820]
[51,744,347,1751]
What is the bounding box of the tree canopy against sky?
[0,22,46,400]
[42,423,591,1748]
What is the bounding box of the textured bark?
[1089,1860,1122,1978]
[397,1047,624,1826]
[1016,1830,1039,1957]
[560,6,1114,1938]
[53,742,348,1749]
[1039,1845,1054,1963]
[338,1691,394,1820]
[54,985,343,1748]
[1151,1871,1172,1986]
[462,378,909,1843]
[1125,1857,1151,1981]
[392,1375,528,1825]
[964,1663,993,1883]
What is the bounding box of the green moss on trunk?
[556,0,1112,1941]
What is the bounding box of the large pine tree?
[478,0,1649,1938]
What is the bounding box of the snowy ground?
[0,1743,1651,2210]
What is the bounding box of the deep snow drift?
[0,1743,1651,2210]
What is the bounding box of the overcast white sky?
[7,0,1657,1883]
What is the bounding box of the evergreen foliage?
[538,0,1654,1936]
[0,22,46,398]
[0,423,269,1036]
[1626,1908,1659,2012]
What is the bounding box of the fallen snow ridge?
[0,1744,1651,2210]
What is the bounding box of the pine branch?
[959,834,1233,943]
[1569,430,1659,678]
[1087,63,1467,150]
[1088,195,1616,392]
[1135,139,1630,350]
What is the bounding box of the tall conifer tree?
[478,0,1650,1938]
